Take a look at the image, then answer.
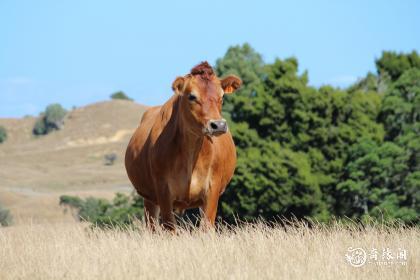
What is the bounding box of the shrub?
[110,91,133,101]
[0,126,7,143]
[104,153,117,165]
[60,193,143,227]
[33,104,67,135]
[0,203,12,226]
[33,118,47,135]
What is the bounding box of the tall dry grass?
[0,221,418,280]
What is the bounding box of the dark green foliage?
[0,126,7,143]
[59,193,143,227]
[110,91,133,101]
[222,137,327,222]
[59,195,83,209]
[376,51,420,82]
[215,43,266,116]
[216,44,419,224]
[337,139,418,223]
[347,72,389,94]
[33,118,47,135]
[0,203,12,226]
[378,68,420,141]
[33,103,67,135]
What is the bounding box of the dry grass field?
[0,221,418,280]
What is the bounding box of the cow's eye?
[188,94,197,101]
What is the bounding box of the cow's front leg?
[158,187,176,231]
[200,187,220,229]
[144,199,160,231]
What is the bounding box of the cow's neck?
[177,118,204,169]
[173,99,206,171]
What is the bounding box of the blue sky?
[1,0,419,117]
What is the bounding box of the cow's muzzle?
[204,119,228,136]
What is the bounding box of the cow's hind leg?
[144,199,160,231]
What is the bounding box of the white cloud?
[327,75,359,87]
[0,77,35,87]
[8,77,34,85]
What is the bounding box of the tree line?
[217,44,419,224]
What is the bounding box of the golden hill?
[0,100,147,224]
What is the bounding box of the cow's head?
[172,61,242,136]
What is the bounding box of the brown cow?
[125,62,241,230]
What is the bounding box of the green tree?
[347,72,389,94]
[215,43,265,115]
[216,50,331,222]
[221,136,327,222]
[376,50,420,82]
[0,126,7,143]
[110,91,133,101]
[216,47,386,223]
[336,139,418,223]
[378,68,420,141]
[33,103,67,135]
[333,50,420,224]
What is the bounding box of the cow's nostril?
[210,122,218,130]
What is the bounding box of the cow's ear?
[221,75,242,94]
[172,76,185,94]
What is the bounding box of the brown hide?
[125,62,241,230]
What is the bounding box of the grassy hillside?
[0,100,147,224]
